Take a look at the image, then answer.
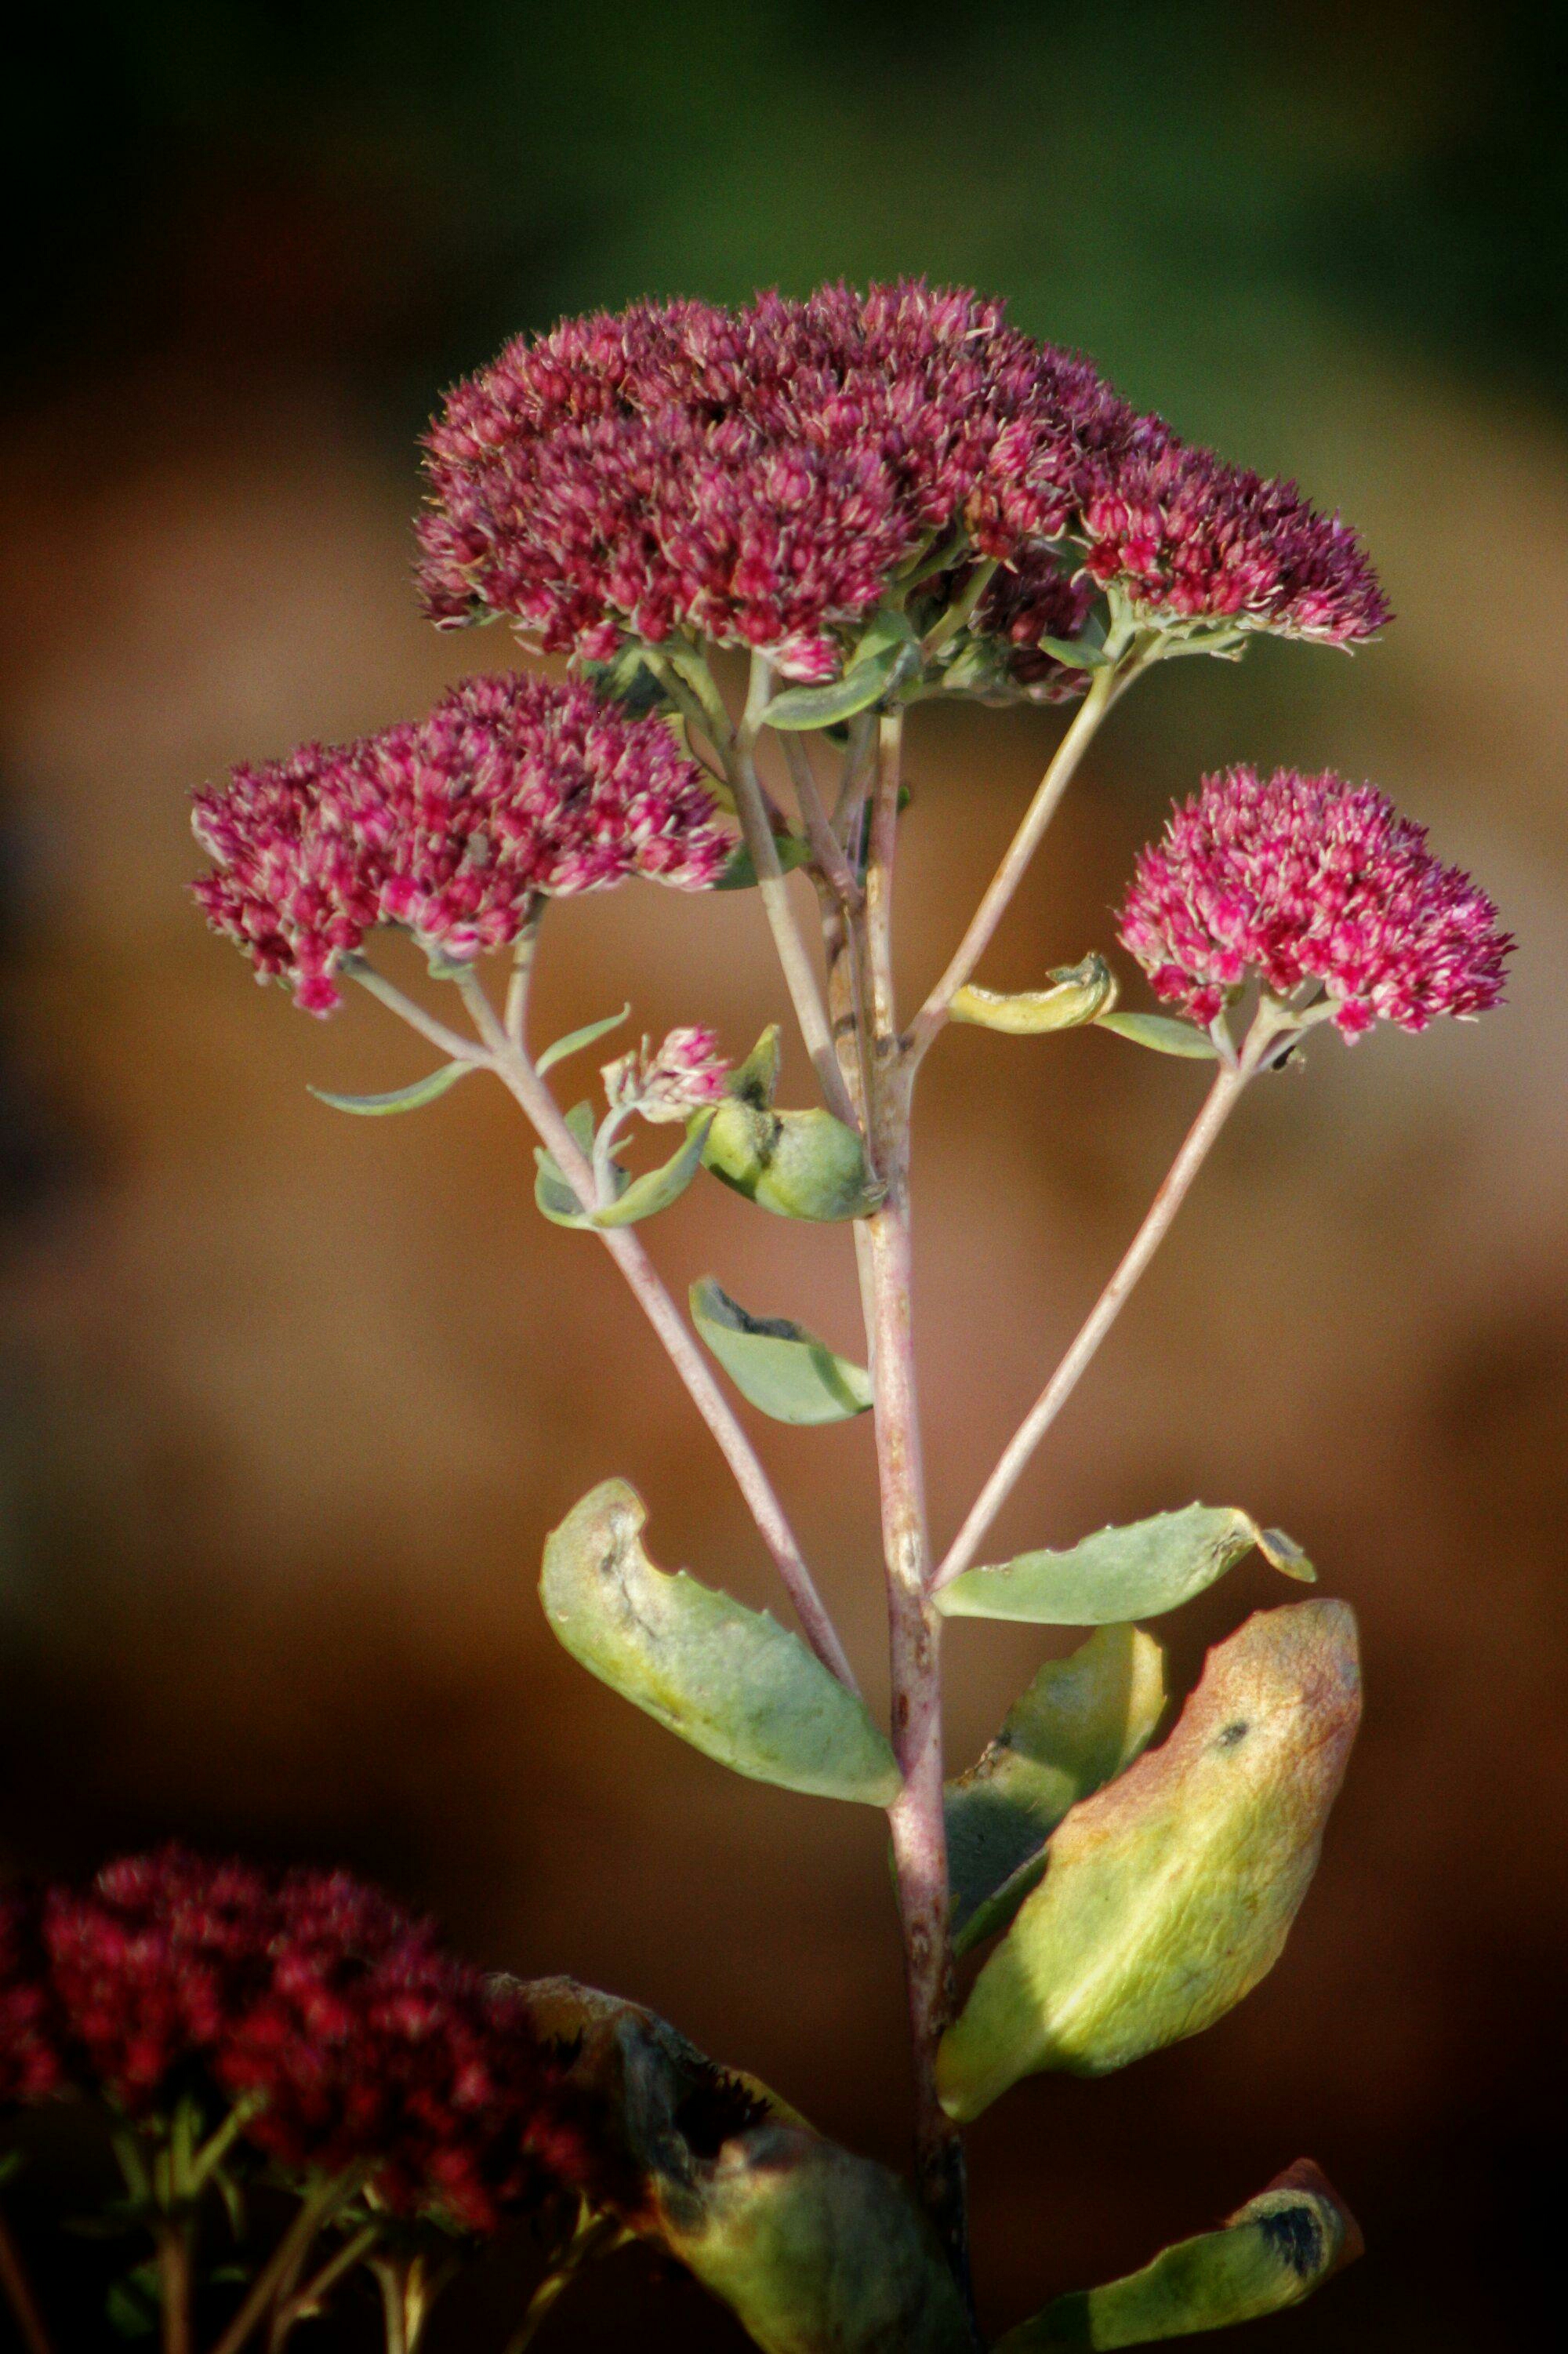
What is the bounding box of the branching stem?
[934,1003,1294,1590]
[0,2210,55,2354]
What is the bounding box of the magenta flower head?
[191,672,733,1013]
[416,281,1127,686]
[1120,766,1512,1037]
[1077,427,1388,647]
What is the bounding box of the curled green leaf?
[592,1116,713,1227]
[765,611,920,731]
[951,957,1117,1037]
[1095,1011,1218,1059]
[947,1627,1166,1956]
[700,1027,883,1222]
[937,1600,1361,2120]
[691,1279,873,1425]
[536,1005,631,1076]
[540,1480,900,1805]
[936,1503,1314,1627]
[308,1061,473,1117]
[996,2160,1363,2349]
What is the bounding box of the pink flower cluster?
[1119,766,1512,1036]
[2,1850,592,2234]
[417,280,1385,681]
[603,1026,729,1123]
[191,672,732,1012]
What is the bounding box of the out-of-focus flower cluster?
[191,673,732,1013]
[1,1850,593,2235]
[1119,766,1513,1037]
[417,279,1386,688]
[602,1026,729,1124]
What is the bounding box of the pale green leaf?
[536,1005,630,1077]
[591,1116,713,1226]
[540,1480,900,1805]
[935,1504,1314,1627]
[764,653,906,731]
[533,1102,625,1229]
[996,2160,1362,2349]
[947,1627,1166,1957]
[690,1278,873,1425]
[937,1600,1361,2120]
[1095,1012,1218,1059]
[1036,634,1111,670]
[308,1062,472,1116]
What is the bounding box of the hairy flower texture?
[1120,767,1512,1035]
[417,281,1131,677]
[603,1026,729,1123]
[191,674,731,1012]
[0,1890,61,2105]
[1076,427,1389,645]
[35,1850,593,2232]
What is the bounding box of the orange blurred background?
[2,5,1563,2345]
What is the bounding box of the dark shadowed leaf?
[308,1061,473,1116]
[947,1627,1166,1956]
[691,1278,873,1425]
[715,831,813,890]
[540,1480,899,1805]
[935,1504,1314,1626]
[996,2160,1363,2348]
[938,1601,1361,2120]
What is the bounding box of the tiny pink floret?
[191,673,733,1012]
[1119,767,1512,1037]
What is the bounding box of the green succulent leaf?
[512,1978,975,2354]
[308,1061,473,1116]
[699,1036,883,1222]
[691,1279,873,1425]
[536,1005,631,1076]
[533,1102,626,1229]
[1094,1012,1219,1059]
[1035,634,1112,671]
[540,1480,900,1805]
[937,1600,1361,2120]
[947,1627,1166,1957]
[950,957,1117,1037]
[935,1504,1314,1627]
[996,2160,1363,2349]
[716,831,814,890]
[765,611,921,731]
[591,1116,713,1227]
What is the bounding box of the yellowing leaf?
[937,1600,1360,2120]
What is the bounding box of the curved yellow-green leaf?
[937,1600,1360,2120]
[308,1061,472,1115]
[935,1505,1313,1627]
[950,958,1116,1037]
[691,1278,873,1426]
[540,1481,899,1806]
[1095,1011,1218,1059]
[947,1627,1166,1956]
[996,2160,1363,2348]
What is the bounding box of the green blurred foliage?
[16,1,1567,450]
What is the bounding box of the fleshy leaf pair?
[937,1599,1361,2120]
[541,1481,898,1805]
[701,1026,883,1222]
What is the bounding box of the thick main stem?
[935,1045,1258,1591]
[859,712,967,2284]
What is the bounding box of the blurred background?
[2,2,1563,2345]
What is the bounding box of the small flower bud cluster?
[1119,766,1513,1036]
[602,1026,729,1124]
[2,1850,593,2234]
[191,674,732,1012]
[417,280,1385,683]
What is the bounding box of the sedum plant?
[29,280,1504,2352]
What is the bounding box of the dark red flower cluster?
[417,279,1385,678]
[2,1851,592,2235]
[1120,766,1512,1036]
[191,671,732,1012]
